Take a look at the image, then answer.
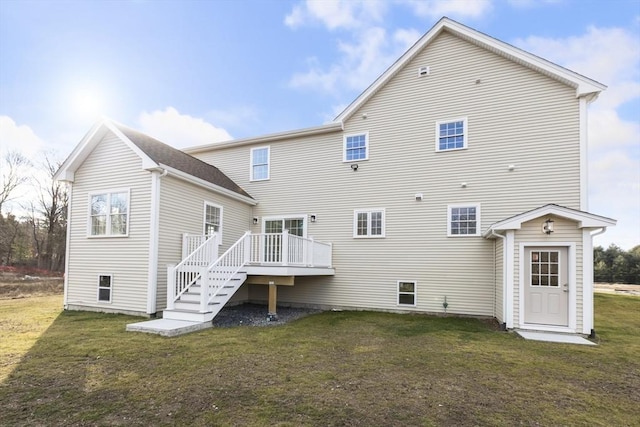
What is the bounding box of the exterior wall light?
[310,214,317,223]
[351,164,358,171]
[253,217,259,225]
[543,218,554,235]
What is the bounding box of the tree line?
[0,151,67,271]
[594,244,640,285]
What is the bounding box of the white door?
[262,217,305,263]
[524,247,568,326]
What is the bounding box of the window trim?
[435,117,468,152]
[97,274,112,303]
[397,280,417,306]
[203,201,223,243]
[353,208,386,238]
[250,146,270,181]
[87,189,130,238]
[343,132,369,162]
[447,203,481,237]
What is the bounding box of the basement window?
[98,275,112,303]
[398,281,416,306]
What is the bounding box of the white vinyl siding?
[66,131,151,314]
[250,146,270,181]
[189,30,580,317]
[344,132,369,162]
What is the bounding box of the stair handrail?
[201,231,251,312]
[167,233,218,309]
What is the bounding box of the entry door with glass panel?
[263,218,305,263]
[524,247,569,326]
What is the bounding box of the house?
[55,17,615,337]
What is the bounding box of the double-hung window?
[89,190,129,236]
[398,281,416,306]
[98,275,112,302]
[353,209,385,238]
[204,203,222,237]
[251,146,270,181]
[436,118,467,151]
[344,133,368,162]
[448,204,480,236]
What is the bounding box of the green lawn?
[1,294,638,426]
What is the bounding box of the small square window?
[435,118,467,151]
[398,281,416,306]
[448,204,480,237]
[98,275,112,302]
[344,133,369,162]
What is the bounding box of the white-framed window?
[88,189,130,237]
[448,204,480,236]
[250,146,270,181]
[436,118,467,151]
[204,202,222,239]
[398,281,416,306]
[353,209,385,238]
[97,274,112,303]
[343,132,369,162]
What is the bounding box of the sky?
[0,0,639,250]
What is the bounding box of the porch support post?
[282,230,289,266]
[200,267,208,313]
[166,264,175,310]
[268,282,278,321]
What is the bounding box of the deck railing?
[167,231,333,311]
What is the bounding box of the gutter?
[490,229,508,331]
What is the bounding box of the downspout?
[586,227,607,338]
[146,168,168,315]
[491,230,508,331]
[62,182,73,310]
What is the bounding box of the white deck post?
[181,234,189,259]
[308,237,314,267]
[166,264,176,310]
[199,267,208,313]
[243,231,251,264]
[282,230,289,266]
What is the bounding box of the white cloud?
[0,116,45,159]
[400,0,493,19]
[138,107,233,149]
[285,0,387,30]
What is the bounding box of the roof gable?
[484,204,616,236]
[55,119,253,202]
[335,17,606,123]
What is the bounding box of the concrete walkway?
[516,330,596,345]
[126,318,212,337]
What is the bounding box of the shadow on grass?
[1,295,638,426]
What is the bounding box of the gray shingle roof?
[115,123,253,200]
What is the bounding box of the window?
[448,204,480,236]
[204,203,222,237]
[89,190,129,236]
[344,133,368,162]
[353,209,385,238]
[398,281,416,306]
[436,118,467,151]
[530,251,560,287]
[98,275,112,302]
[251,146,270,181]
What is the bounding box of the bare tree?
[27,154,68,271]
[0,151,31,213]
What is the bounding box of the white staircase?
[163,271,247,322]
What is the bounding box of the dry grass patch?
[0,294,638,426]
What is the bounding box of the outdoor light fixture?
[310,214,317,223]
[351,164,359,171]
[253,217,259,225]
[543,218,554,235]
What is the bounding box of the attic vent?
[418,66,430,76]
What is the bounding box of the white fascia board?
[157,164,257,206]
[488,205,616,233]
[184,122,343,154]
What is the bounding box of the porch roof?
[483,204,616,237]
